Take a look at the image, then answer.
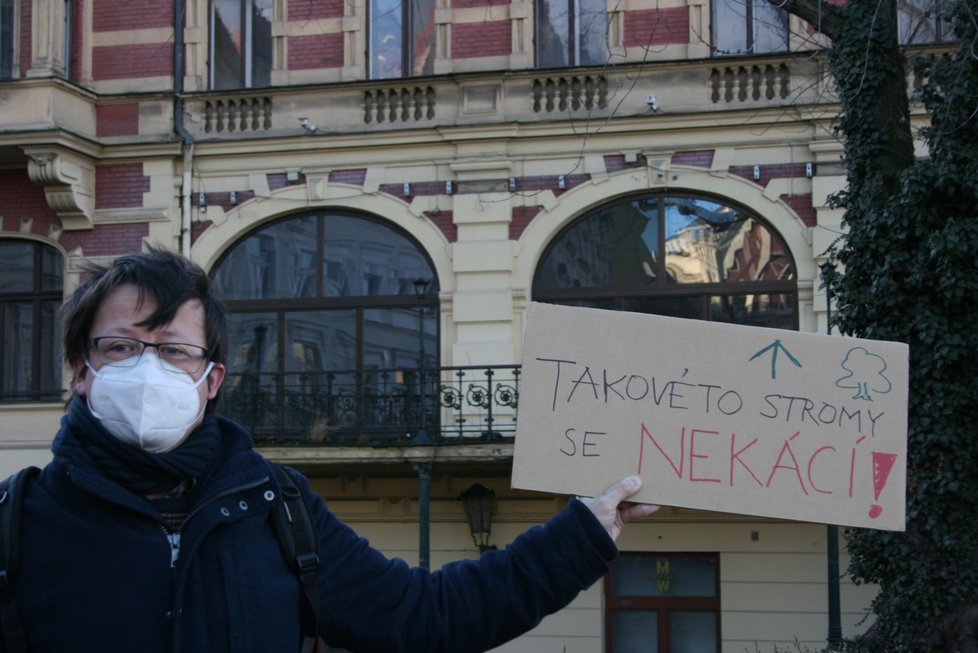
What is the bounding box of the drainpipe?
[174,0,194,258]
[825,284,843,649]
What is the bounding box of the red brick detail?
[452,20,511,58]
[520,175,589,196]
[288,0,343,20]
[288,33,344,70]
[268,172,306,190]
[452,0,498,7]
[19,0,31,78]
[97,104,140,137]
[672,150,715,167]
[780,193,816,227]
[95,163,150,209]
[329,169,367,186]
[378,181,445,199]
[191,220,213,244]
[510,205,544,240]
[426,210,456,242]
[92,44,173,80]
[0,170,59,230]
[60,223,150,257]
[603,154,650,173]
[728,162,811,188]
[624,7,689,47]
[93,0,172,31]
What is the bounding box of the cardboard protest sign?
[512,302,909,531]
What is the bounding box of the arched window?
[533,193,797,329]
[212,211,439,442]
[0,240,63,402]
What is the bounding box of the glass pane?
[38,299,63,400]
[371,0,403,78]
[2,302,32,399]
[536,198,658,289]
[323,215,435,297]
[664,197,794,284]
[554,296,704,321]
[363,307,435,429]
[1,0,14,78]
[898,0,941,43]
[0,241,35,292]
[214,216,318,299]
[670,611,717,653]
[713,0,747,55]
[364,307,434,371]
[610,555,716,597]
[578,0,608,65]
[284,311,357,431]
[611,611,658,653]
[213,0,244,89]
[752,0,788,53]
[223,313,279,429]
[411,0,435,76]
[710,293,794,329]
[250,0,273,87]
[538,0,571,67]
[40,244,63,291]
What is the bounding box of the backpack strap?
[0,466,40,653]
[268,463,321,652]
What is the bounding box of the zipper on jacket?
[160,475,271,567]
[166,530,181,568]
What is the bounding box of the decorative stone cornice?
[23,146,95,230]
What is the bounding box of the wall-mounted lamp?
[806,163,814,178]
[403,182,412,197]
[753,165,761,181]
[460,484,497,553]
[508,177,517,192]
[229,190,238,206]
[298,117,318,134]
[445,180,454,195]
[645,94,659,113]
[198,192,207,213]
[558,175,566,190]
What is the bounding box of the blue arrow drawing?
[749,339,802,379]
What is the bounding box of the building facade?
[0,0,946,649]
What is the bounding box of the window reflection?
[213,212,439,440]
[533,192,797,328]
[536,199,658,289]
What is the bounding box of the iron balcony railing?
[221,364,521,446]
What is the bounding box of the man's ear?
[72,359,90,397]
[205,363,226,400]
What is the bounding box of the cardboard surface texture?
[512,303,908,531]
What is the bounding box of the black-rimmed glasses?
[89,337,210,375]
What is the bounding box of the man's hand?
[578,476,659,542]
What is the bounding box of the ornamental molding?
[22,146,95,230]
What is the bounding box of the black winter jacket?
[6,411,617,652]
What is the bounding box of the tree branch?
[772,0,845,42]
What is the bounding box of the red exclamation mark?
[869,452,897,519]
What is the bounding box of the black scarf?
[57,397,221,496]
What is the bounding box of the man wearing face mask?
[3,247,658,653]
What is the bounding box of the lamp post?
[460,484,497,553]
[412,278,433,569]
[412,277,432,445]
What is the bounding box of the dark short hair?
[61,246,228,411]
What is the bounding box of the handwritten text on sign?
[511,303,908,531]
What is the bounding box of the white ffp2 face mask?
[86,355,214,453]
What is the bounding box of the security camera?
[645,95,659,113]
[298,117,318,133]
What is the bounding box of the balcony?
[221,364,521,448]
